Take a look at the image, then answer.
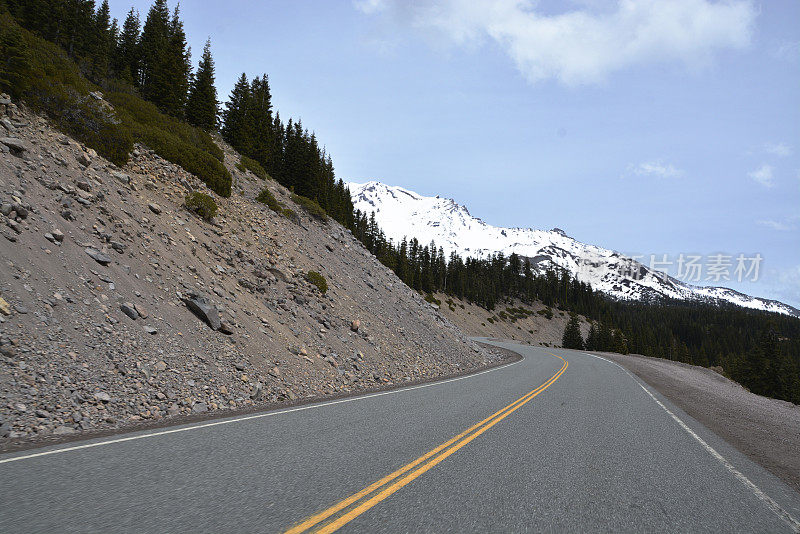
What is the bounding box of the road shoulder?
[605,352,800,494]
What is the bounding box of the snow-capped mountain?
[348,180,799,317]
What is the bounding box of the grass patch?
[291,194,327,222]
[306,271,328,294]
[185,192,217,222]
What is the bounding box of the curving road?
[1,340,799,533]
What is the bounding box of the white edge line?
[582,351,800,533]
[0,357,521,465]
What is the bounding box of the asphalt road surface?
[2,340,799,533]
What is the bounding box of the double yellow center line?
[285,353,568,534]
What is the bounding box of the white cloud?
[627,160,683,178]
[356,0,756,85]
[748,164,774,188]
[764,142,791,157]
[758,219,795,231]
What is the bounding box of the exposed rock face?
[0,97,497,444]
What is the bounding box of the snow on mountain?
[348,180,799,317]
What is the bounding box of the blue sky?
[111,0,800,307]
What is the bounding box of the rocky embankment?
[0,95,497,444]
[433,293,590,348]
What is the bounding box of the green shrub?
[282,207,299,223]
[109,92,231,197]
[237,155,268,179]
[256,188,282,213]
[185,192,217,222]
[424,293,441,306]
[291,194,327,222]
[306,271,328,294]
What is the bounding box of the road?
[2,340,799,533]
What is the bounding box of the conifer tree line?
[352,210,800,403]
[220,72,355,226]
[4,0,216,125]
[4,0,354,225]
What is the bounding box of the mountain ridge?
[348,180,799,317]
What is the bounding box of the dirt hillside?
[0,95,498,444]
[433,293,591,347]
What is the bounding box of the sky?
[110,0,800,308]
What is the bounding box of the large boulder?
[183,292,221,331]
[0,137,28,153]
[85,247,112,266]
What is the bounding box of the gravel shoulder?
[606,352,800,493]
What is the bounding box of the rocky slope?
[433,294,590,348]
[0,95,498,443]
[349,181,798,317]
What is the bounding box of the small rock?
[148,203,162,215]
[111,171,131,185]
[76,179,91,192]
[94,392,111,403]
[85,247,112,266]
[351,319,360,332]
[120,302,138,320]
[12,203,28,219]
[53,425,77,435]
[76,153,92,167]
[154,361,167,372]
[0,297,11,315]
[142,325,158,335]
[192,402,208,414]
[52,228,65,242]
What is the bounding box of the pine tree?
[90,0,113,79]
[185,38,219,131]
[244,74,273,165]
[139,0,190,116]
[221,73,251,152]
[139,0,170,104]
[562,315,584,350]
[586,323,598,351]
[162,4,191,116]
[114,7,140,83]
